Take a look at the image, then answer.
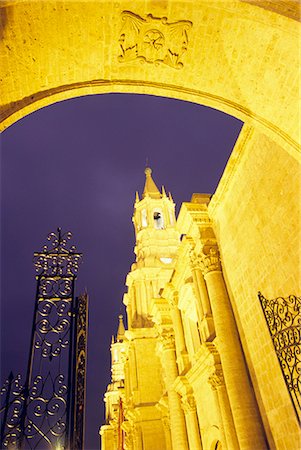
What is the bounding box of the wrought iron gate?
[0,229,88,449]
[258,291,301,418]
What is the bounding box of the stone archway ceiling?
[0,0,300,161]
[240,0,301,22]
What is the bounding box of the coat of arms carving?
[118,11,192,69]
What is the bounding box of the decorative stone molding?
[118,11,192,69]
[163,283,179,308]
[151,297,173,329]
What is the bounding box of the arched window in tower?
[141,209,147,227]
[153,209,164,229]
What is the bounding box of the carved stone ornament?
[181,394,196,413]
[168,291,179,309]
[119,11,192,69]
[160,331,176,350]
[200,246,222,275]
[189,249,203,271]
[162,416,171,432]
[208,369,224,390]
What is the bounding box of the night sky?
[1,93,243,449]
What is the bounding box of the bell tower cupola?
[124,167,180,328]
[133,167,177,243]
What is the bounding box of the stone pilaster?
[169,289,190,371]
[181,394,203,450]
[132,425,142,450]
[200,245,267,450]
[190,251,212,317]
[189,251,215,342]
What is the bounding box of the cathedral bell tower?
[101,168,180,450]
[125,167,180,328]
[101,315,127,450]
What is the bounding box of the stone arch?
[0,0,300,161]
[205,425,223,450]
[1,2,300,449]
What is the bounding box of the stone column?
[200,245,267,450]
[181,394,203,450]
[160,332,189,450]
[208,369,239,450]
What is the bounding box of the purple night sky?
[1,93,243,449]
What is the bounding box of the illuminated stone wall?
[208,124,301,449]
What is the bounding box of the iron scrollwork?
[1,228,86,449]
[258,292,301,417]
[0,373,26,448]
[73,292,88,450]
[22,373,68,447]
[34,228,82,278]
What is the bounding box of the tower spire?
[116,314,125,342]
[143,167,161,199]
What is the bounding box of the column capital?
[162,415,171,430]
[169,290,179,309]
[181,394,197,413]
[161,283,179,308]
[189,249,203,271]
[159,330,176,350]
[208,368,224,390]
[199,245,222,275]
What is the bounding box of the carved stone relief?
[119,11,192,69]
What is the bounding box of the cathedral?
[99,161,300,450]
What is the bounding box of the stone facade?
[100,157,300,450]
